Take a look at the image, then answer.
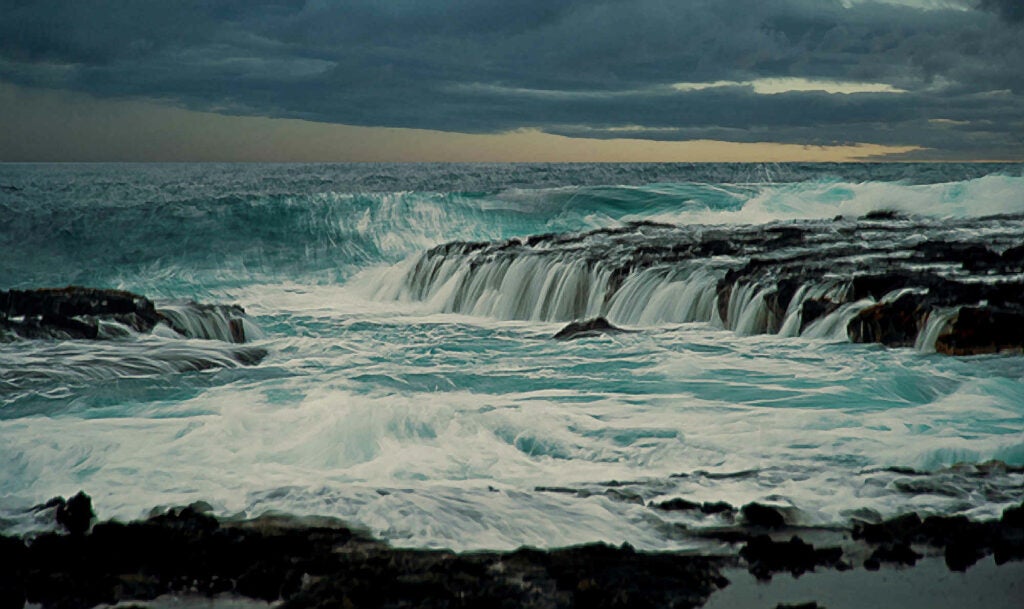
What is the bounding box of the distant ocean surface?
[2,162,1023,551]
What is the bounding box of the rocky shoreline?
[3,492,1022,609]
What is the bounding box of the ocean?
[1,162,1023,552]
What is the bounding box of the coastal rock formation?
[553,317,635,340]
[1,494,729,609]
[852,503,1024,571]
[4,491,1024,609]
[934,307,1024,356]
[384,213,1024,356]
[0,287,160,339]
[739,535,846,580]
[1,287,256,344]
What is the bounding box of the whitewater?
[1,162,1023,552]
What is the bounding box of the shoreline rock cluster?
[1,287,252,344]
[3,492,1022,609]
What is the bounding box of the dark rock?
[0,287,160,340]
[739,535,844,581]
[850,505,1024,571]
[652,498,736,516]
[700,501,735,515]
[55,492,94,536]
[862,210,905,221]
[0,287,260,348]
[156,302,251,343]
[800,299,840,333]
[866,542,922,567]
[231,347,269,366]
[0,287,158,324]
[1002,243,1024,266]
[935,306,1024,356]
[14,501,730,609]
[847,293,927,348]
[852,513,922,544]
[553,317,635,340]
[945,538,987,572]
[740,503,787,529]
[651,498,701,511]
[1003,503,1024,527]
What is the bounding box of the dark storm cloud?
[978,0,1024,23]
[1,0,1022,158]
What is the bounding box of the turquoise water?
[1,163,1023,550]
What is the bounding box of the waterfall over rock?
[376,214,1024,355]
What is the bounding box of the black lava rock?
[740,503,787,529]
[55,492,95,536]
[739,535,844,581]
[553,317,635,340]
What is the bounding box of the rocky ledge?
[1,287,254,344]
[412,212,1024,355]
[3,492,1022,609]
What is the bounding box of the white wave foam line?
[639,174,1024,225]
[2,342,1022,549]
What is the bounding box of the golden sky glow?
[0,83,921,163]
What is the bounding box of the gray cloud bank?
[1,0,1022,159]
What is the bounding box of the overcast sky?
[1,0,1022,161]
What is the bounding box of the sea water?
[1,163,1023,550]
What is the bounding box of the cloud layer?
[1,0,1021,159]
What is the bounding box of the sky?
[1,0,1022,162]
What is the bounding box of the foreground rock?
[0,494,729,609]
[4,492,1024,609]
[739,536,846,581]
[1,287,256,344]
[852,503,1024,571]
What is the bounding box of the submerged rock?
[157,302,252,343]
[553,317,635,340]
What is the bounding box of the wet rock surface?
[933,306,1024,356]
[1,286,257,345]
[0,493,729,609]
[852,502,1024,571]
[404,213,1024,355]
[0,287,160,340]
[553,317,635,340]
[739,536,846,581]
